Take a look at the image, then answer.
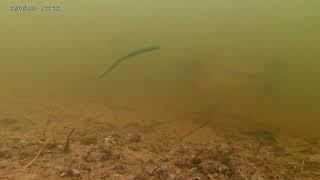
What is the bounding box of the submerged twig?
[42,107,57,138]
[64,128,75,153]
[180,120,210,141]
[301,160,305,172]
[42,115,51,138]
[23,138,50,170]
[250,130,277,156]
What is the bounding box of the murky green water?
[0,0,319,136]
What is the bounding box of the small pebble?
[71,168,81,176]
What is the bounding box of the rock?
[60,172,67,177]
[0,147,10,158]
[55,165,65,172]
[127,133,141,143]
[252,171,264,180]
[71,168,81,176]
[109,174,123,180]
[103,133,121,147]
[153,168,169,179]
[84,151,101,162]
[193,176,201,180]
[168,174,177,180]
[144,164,157,175]
[80,163,91,171]
[99,143,112,154]
[104,136,118,146]
[57,145,64,150]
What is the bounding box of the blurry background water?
[0,0,319,136]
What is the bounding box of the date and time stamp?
[9,5,61,12]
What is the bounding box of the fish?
[98,46,160,79]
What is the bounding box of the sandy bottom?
[0,95,319,180]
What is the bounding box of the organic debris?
[0,110,319,179]
[23,138,50,170]
[64,128,75,153]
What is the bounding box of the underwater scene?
[0,0,320,179]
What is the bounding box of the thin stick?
[23,138,50,170]
[300,160,305,172]
[42,115,51,138]
[64,128,75,153]
[43,107,56,138]
[180,120,210,141]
